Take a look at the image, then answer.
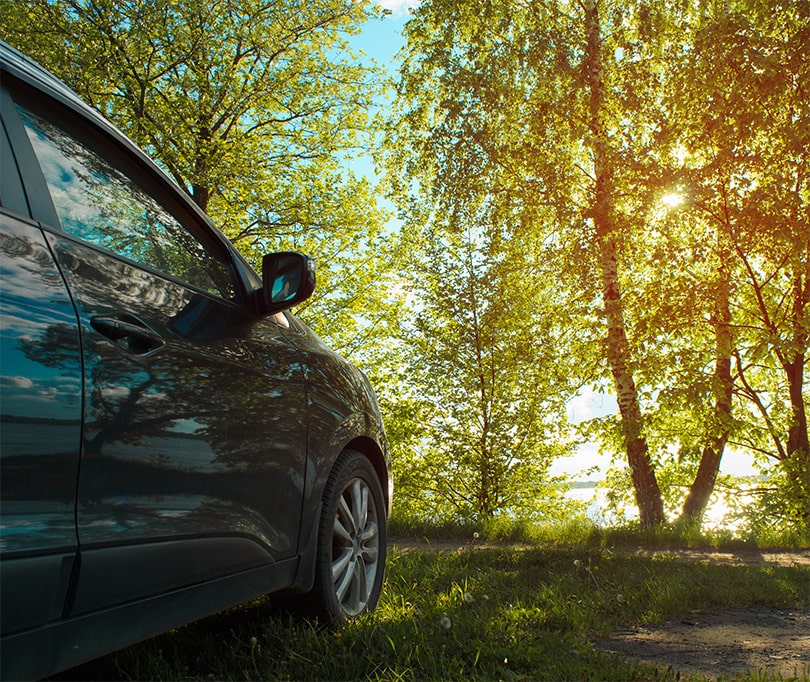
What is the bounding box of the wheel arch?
[284,436,389,596]
[343,436,391,515]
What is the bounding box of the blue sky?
[338,3,414,196]
[349,1,415,64]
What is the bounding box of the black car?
[0,41,390,680]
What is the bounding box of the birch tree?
[386,0,669,524]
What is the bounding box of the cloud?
[1,376,35,389]
[377,0,420,14]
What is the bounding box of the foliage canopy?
[382,0,809,530]
[2,0,807,531]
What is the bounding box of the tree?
[386,0,808,531]
[397,215,578,521]
[581,0,667,525]
[662,0,810,528]
[385,0,673,525]
[2,0,370,212]
[0,0,405,367]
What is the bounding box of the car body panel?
[0,219,82,558]
[47,232,308,559]
[0,215,83,638]
[2,556,299,682]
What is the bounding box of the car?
[0,40,391,680]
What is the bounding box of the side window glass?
[17,106,234,299]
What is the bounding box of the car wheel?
[311,449,387,621]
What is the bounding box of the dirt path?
[597,606,809,680]
[624,546,810,568]
[389,540,810,679]
[599,549,810,678]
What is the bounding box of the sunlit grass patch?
[52,526,808,681]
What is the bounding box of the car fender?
[283,324,389,592]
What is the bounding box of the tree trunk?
[786,273,809,462]
[679,359,732,523]
[785,358,808,458]
[680,224,734,523]
[583,0,664,526]
[600,236,665,526]
[192,183,210,213]
[784,271,809,514]
[681,277,733,522]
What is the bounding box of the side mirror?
[260,252,316,314]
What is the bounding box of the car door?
[8,82,308,612]
[0,86,82,636]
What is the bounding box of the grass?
[53,521,809,681]
[389,514,810,550]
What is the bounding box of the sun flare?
[661,192,684,207]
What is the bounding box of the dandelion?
[248,634,261,676]
[616,594,625,603]
[439,613,452,629]
[473,532,480,540]
[482,594,490,601]
[463,592,475,604]
[573,559,582,568]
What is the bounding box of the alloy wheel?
[331,477,380,616]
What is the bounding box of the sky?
[349,1,416,63]
[345,1,759,482]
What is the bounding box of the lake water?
[567,481,753,530]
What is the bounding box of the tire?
[309,449,387,622]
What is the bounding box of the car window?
[17,106,234,299]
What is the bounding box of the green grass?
[53,525,809,681]
[390,514,810,550]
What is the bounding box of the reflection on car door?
[14,96,308,611]
[0,95,82,635]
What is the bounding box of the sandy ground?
[597,606,809,679]
[390,540,810,679]
[596,548,810,680]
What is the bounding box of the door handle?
[90,314,165,355]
